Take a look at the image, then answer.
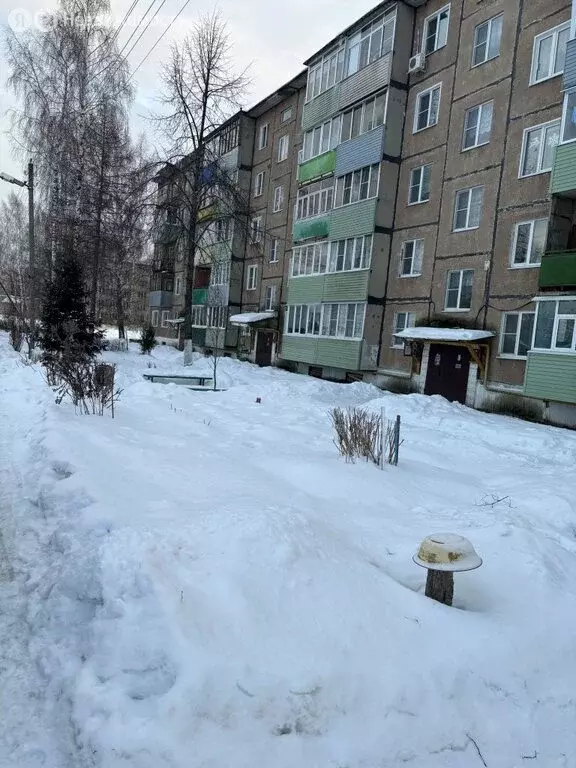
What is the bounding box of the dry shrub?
[106,338,129,352]
[9,318,24,352]
[46,348,121,417]
[330,407,382,465]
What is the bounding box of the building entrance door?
[424,344,470,405]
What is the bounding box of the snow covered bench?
[142,373,214,389]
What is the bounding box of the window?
[151,310,159,327]
[531,22,569,84]
[453,186,484,231]
[175,277,182,295]
[561,89,576,143]
[277,135,289,162]
[500,312,535,358]
[445,269,474,311]
[511,219,548,267]
[472,15,503,67]
[254,171,265,197]
[264,284,277,311]
[247,264,258,291]
[215,218,231,242]
[340,92,387,142]
[217,122,240,155]
[302,115,342,162]
[281,107,293,123]
[306,46,346,101]
[273,185,284,212]
[408,164,431,205]
[211,261,230,285]
[334,163,379,207]
[392,312,414,347]
[191,305,206,327]
[534,299,576,352]
[291,241,329,276]
[250,216,262,243]
[161,310,170,328]
[295,179,334,220]
[414,84,441,133]
[400,239,424,277]
[269,237,280,263]
[462,101,493,150]
[285,303,365,340]
[424,5,449,55]
[207,306,227,329]
[327,235,372,273]
[520,120,560,177]
[258,123,269,150]
[346,11,396,77]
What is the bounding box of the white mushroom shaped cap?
[413,533,482,572]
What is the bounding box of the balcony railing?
[539,250,576,289]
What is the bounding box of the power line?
[132,0,192,76]
[88,0,143,59]
[122,0,169,62]
[116,0,159,60]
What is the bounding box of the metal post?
[27,161,36,354]
[380,407,385,470]
[394,414,401,466]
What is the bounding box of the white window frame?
[453,186,484,232]
[510,219,548,268]
[340,91,388,144]
[174,276,182,295]
[291,241,329,277]
[246,264,258,291]
[264,284,277,311]
[251,216,263,244]
[284,302,366,340]
[499,311,536,359]
[462,101,493,151]
[327,235,373,273]
[444,269,474,311]
[257,123,269,150]
[254,171,265,197]
[272,185,285,212]
[161,310,170,328]
[306,46,346,102]
[281,107,293,123]
[560,88,576,144]
[392,312,415,348]
[472,15,503,68]
[413,83,441,133]
[277,134,289,162]
[334,164,380,208]
[269,237,279,263]
[423,4,450,56]
[302,115,342,163]
[207,306,227,329]
[400,239,424,277]
[530,22,570,85]
[408,164,431,205]
[533,298,576,354]
[346,11,396,78]
[519,119,561,178]
[191,305,207,327]
[151,310,159,327]
[295,180,334,221]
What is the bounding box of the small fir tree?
[139,324,157,355]
[39,253,104,365]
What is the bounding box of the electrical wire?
[132,0,192,76]
[122,0,169,62]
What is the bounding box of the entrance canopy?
[395,327,494,342]
[229,312,276,326]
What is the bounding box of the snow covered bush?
[105,338,129,353]
[330,407,382,465]
[138,324,157,355]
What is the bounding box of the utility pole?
[0,161,36,355]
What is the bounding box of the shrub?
[330,407,382,465]
[138,324,157,355]
[106,338,129,353]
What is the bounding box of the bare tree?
[153,11,252,343]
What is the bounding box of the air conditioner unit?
[408,51,426,74]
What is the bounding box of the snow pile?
[2,336,576,767]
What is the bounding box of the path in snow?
[0,350,83,768]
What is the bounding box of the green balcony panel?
[280,336,318,364]
[191,328,206,346]
[292,216,330,241]
[302,86,341,132]
[316,339,362,369]
[287,275,325,304]
[539,251,576,289]
[192,287,208,304]
[323,271,369,302]
[329,199,378,240]
[298,151,336,184]
[524,351,576,404]
[551,143,576,196]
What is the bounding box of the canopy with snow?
[395,327,494,342]
[229,312,276,325]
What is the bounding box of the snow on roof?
[229,312,276,325]
[395,327,494,342]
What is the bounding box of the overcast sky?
[0,0,379,201]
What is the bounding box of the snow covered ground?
[1,333,576,767]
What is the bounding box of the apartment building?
[280,1,416,378]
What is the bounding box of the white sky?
[0,0,379,199]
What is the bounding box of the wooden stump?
[425,569,454,605]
